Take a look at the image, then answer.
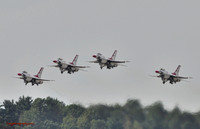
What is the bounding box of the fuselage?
[53,58,79,74]
[155,69,181,84]
[92,53,118,69]
[18,72,43,85]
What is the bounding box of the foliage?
[0,96,200,129]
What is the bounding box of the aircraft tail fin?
[71,55,79,65]
[110,50,117,60]
[172,65,181,75]
[35,67,44,78]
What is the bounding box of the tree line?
[0,96,200,129]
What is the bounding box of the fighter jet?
[50,55,89,74]
[90,50,129,69]
[153,65,192,84]
[16,67,53,86]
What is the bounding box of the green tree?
[43,97,65,122]
[107,106,125,129]
[40,120,60,129]
[61,104,85,129]
[124,99,145,122]
[90,119,108,129]
[64,104,85,118]
[133,120,143,129]
[180,112,199,129]
[84,104,112,121]
[76,104,112,129]
[16,96,32,112]
[2,100,17,123]
[16,96,33,121]
[0,123,10,129]
[77,115,90,129]
[195,111,200,126]
[1,97,200,129]
[19,97,65,129]
[61,115,77,129]
[166,107,182,129]
[143,102,167,129]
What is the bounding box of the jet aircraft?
[17,67,53,86]
[153,65,191,84]
[90,50,129,69]
[51,55,89,74]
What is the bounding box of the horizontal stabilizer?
[79,69,88,72]
[118,64,128,67]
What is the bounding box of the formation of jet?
[90,50,129,69]
[50,55,89,74]
[153,65,192,84]
[16,67,53,86]
[16,50,192,86]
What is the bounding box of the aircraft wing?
[32,77,54,81]
[170,74,191,79]
[172,75,191,79]
[13,77,23,79]
[73,65,90,68]
[108,60,127,63]
[89,61,99,63]
[47,65,59,67]
[149,75,161,78]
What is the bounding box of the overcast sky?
[0,0,200,112]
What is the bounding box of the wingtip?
[149,75,159,77]
[88,61,95,63]
[47,65,59,67]
[12,76,22,79]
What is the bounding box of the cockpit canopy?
[22,71,27,74]
[160,68,165,71]
[97,53,105,58]
[97,53,102,56]
[58,58,63,61]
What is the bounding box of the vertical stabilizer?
[110,50,117,60]
[172,65,181,75]
[71,55,79,65]
[36,67,44,78]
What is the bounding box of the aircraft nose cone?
[18,73,22,76]
[93,55,97,58]
[155,71,160,73]
[53,60,57,63]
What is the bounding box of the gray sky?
[0,0,200,112]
